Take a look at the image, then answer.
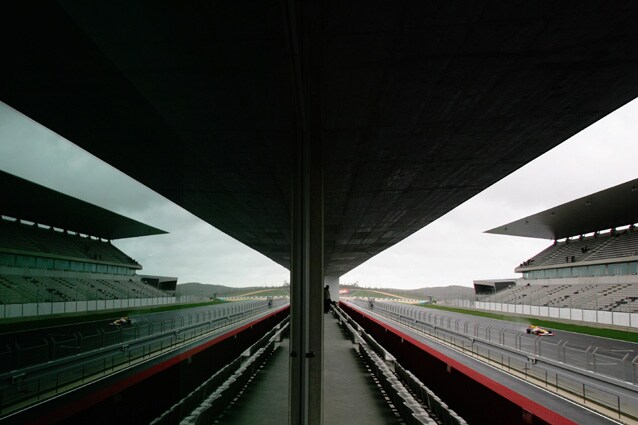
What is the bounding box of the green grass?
[0,299,227,334]
[419,304,638,343]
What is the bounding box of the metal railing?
[0,299,289,418]
[350,300,638,423]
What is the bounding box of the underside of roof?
[2,2,638,274]
[0,170,166,240]
[486,178,638,240]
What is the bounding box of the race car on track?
[526,325,554,336]
[109,316,131,326]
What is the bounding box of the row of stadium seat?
[151,318,289,425]
[359,339,436,425]
[0,274,167,304]
[334,305,467,425]
[394,362,468,425]
[0,218,138,267]
[486,283,638,312]
[523,229,638,268]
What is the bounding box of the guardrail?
[0,299,289,418]
[334,305,467,425]
[352,299,637,423]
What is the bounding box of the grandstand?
[0,218,141,273]
[0,171,171,318]
[480,178,638,316]
[5,4,638,423]
[518,229,638,272]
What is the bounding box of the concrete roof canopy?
[486,178,638,240]
[2,2,638,274]
[0,170,166,240]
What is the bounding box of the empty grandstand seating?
[0,274,168,304]
[0,218,139,267]
[0,275,27,304]
[522,230,638,269]
[0,217,174,312]
[0,221,42,253]
[491,284,549,305]
[486,283,638,313]
[586,230,638,261]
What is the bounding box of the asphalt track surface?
[345,301,624,425]
[367,300,638,384]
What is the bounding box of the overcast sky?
[1,99,637,289]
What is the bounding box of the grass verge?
[418,304,638,343]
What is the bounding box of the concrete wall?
[444,299,473,308]
[324,275,339,301]
[475,301,638,328]
[0,297,176,319]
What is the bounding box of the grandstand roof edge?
[0,170,167,239]
[485,178,638,240]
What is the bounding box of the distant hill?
[177,282,471,301]
[176,282,289,298]
[346,289,402,299]
[341,285,474,301]
[233,288,290,297]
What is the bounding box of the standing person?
[324,285,332,313]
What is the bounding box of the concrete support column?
[324,275,339,302]
[287,0,324,423]
[289,123,324,425]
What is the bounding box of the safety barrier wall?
[0,297,177,319]
[475,301,638,328]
